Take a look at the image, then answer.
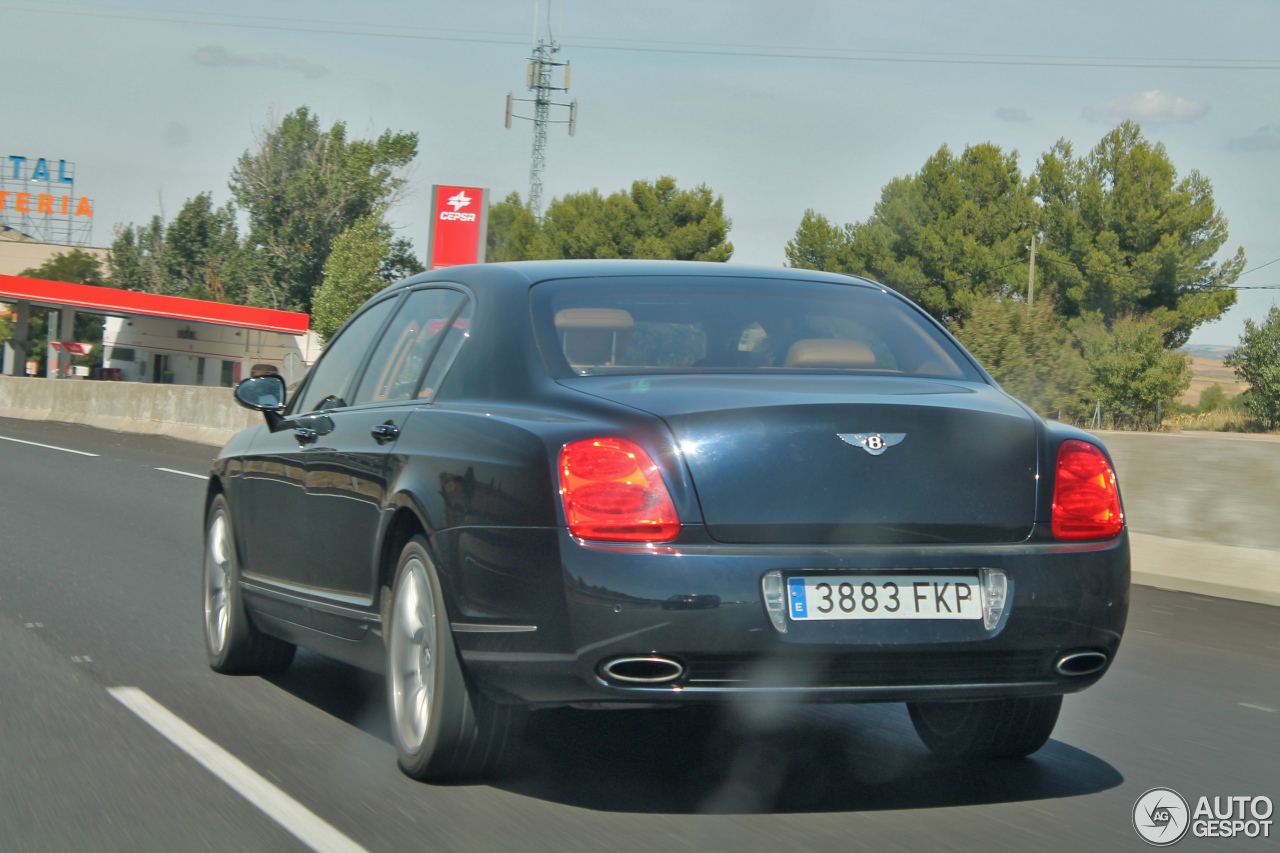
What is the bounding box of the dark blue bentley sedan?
[206,260,1129,782]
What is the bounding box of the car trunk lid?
[563,374,1038,545]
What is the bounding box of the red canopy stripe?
[0,274,310,335]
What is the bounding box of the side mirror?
[234,374,287,412]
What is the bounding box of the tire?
[386,535,526,782]
[203,495,296,674]
[908,695,1062,759]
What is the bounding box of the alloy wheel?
[204,511,231,655]
[390,558,436,755]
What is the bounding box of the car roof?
[388,259,884,294]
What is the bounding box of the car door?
[301,287,471,602]
[241,295,400,591]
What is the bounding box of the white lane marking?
[107,687,370,853]
[0,435,98,456]
[23,622,43,629]
[156,467,207,480]
[1240,702,1277,713]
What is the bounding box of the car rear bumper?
[439,525,1130,706]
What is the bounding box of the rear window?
[531,276,982,381]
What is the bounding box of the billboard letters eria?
[428,185,488,269]
[1,155,95,246]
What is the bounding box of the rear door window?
[352,288,468,406]
[418,299,474,400]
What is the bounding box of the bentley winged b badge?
[838,433,906,456]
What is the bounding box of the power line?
[7,3,1280,70]
[1238,257,1280,277]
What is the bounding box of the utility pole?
[1027,232,1037,310]
[505,4,577,218]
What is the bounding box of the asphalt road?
[0,415,1277,852]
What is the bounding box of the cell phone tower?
[505,3,577,217]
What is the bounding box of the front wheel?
[386,535,525,782]
[907,695,1062,759]
[203,495,295,674]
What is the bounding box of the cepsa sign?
[428,185,488,270]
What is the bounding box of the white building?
[103,315,321,387]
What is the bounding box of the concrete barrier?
[1094,430,1280,607]
[0,377,1274,606]
[0,375,258,446]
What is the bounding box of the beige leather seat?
[783,338,877,369]
[555,308,635,366]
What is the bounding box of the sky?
[3,0,1279,345]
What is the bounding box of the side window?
[419,299,474,400]
[296,298,397,413]
[352,289,467,406]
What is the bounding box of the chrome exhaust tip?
[599,656,685,684]
[1055,651,1108,677]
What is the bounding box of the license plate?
[788,575,982,621]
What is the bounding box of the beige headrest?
[555,308,635,366]
[784,338,877,368]
[555,308,635,330]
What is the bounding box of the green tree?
[1196,383,1229,413]
[954,297,1088,417]
[486,192,541,262]
[16,250,112,373]
[1035,122,1243,347]
[310,215,424,342]
[1072,312,1192,428]
[786,143,1037,322]
[110,194,267,302]
[1224,305,1280,429]
[229,107,418,313]
[487,177,733,262]
[784,210,857,273]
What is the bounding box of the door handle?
[294,427,319,445]
[371,422,400,445]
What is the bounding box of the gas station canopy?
[0,274,310,334]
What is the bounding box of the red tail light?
[559,438,680,542]
[1052,440,1123,540]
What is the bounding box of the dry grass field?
[1181,350,1249,407]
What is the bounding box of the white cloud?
[994,107,1030,123]
[1084,89,1209,124]
[1227,127,1280,152]
[194,45,327,79]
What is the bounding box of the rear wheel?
[907,695,1062,759]
[203,495,295,674]
[386,536,526,782]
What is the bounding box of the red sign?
[428,185,488,270]
[49,341,93,355]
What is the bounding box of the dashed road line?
[155,467,207,480]
[0,435,99,456]
[1239,702,1277,713]
[107,687,370,853]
